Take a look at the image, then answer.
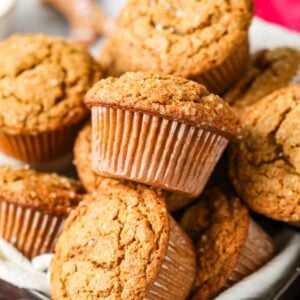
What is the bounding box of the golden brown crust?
[180,187,249,300]
[51,183,169,300]
[0,165,84,216]
[0,34,102,135]
[229,84,300,224]
[74,122,195,212]
[98,0,253,79]
[224,47,300,111]
[85,72,243,139]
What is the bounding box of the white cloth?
[0,238,51,295]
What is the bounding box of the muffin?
[51,183,196,300]
[85,72,242,197]
[0,165,84,258]
[224,47,300,111]
[229,84,300,225]
[0,34,102,163]
[180,187,276,300]
[74,122,196,212]
[99,0,253,94]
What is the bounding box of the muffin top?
[0,34,102,135]
[99,0,253,78]
[180,187,249,300]
[229,84,300,224]
[224,47,300,111]
[0,165,84,216]
[51,183,169,299]
[85,72,243,139]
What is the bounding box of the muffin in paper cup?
[98,0,253,94]
[85,72,243,197]
[51,182,196,300]
[180,187,276,300]
[74,122,196,212]
[0,165,84,259]
[0,34,102,163]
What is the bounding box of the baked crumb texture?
[230,84,300,225]
[99,0,253,93]
[51,183,196,300]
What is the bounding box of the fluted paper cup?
[225,219,276,287]
[146,217,196,299]
[0,122,83,163]
[91,106,228,197]
[0,200,65,259]
[194,37,250,94]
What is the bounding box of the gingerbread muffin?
[85,72,243,197]
[229,84,300,225]
[0,165,84,258]
[0,34,102,163]
[99,0,253,94]
[74,122,196,212]
[224,47,300,111]
[51,183,196,300]
[180,187,276,300]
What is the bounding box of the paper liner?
[92,107,228,197]
[146,217,196,300]
[194,37,250,94]
[225,219,276,287]
[0,200,65,259]
[0,122,82,163]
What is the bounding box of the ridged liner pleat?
[194,37,250,94]
[145,217,196,300]
[225,219,276,287]
[0,122,83,163]
[92,107,228,197]
[0,200,65,259]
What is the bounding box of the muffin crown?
[230,84,300,223]
[100,0,253,77]
[0,166,84,216]
[180,187,249,299]
[51,183,170,299]
[224,47,300,109]
[0,34,102,135]
[85,72,243,139]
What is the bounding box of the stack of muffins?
[0,0,299,299]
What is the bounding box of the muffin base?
[0,200,65,259]
[194,37,250,95]
[146,217,196,299]
[225,219,276,286]
[0,122,83,163]
[92,107,228,197]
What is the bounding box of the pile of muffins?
[0,0,299,299]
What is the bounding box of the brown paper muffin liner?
[225,219,276,287]
[0,122,83,163]
[92,107,228,197]
[146,217,196,299]
[194,37,250,95]
[0,200,65,259]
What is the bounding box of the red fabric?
[254,0,300,32]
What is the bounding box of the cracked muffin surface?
[224,47,300,111]
[229,84,300,224]
[0,34,102,135]
[180,187,249,300]
[85,72,243,139]
[99,0,253,79]
[0,165,84,216]
[51,183,169,300]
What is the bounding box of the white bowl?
[0,0,16,40]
